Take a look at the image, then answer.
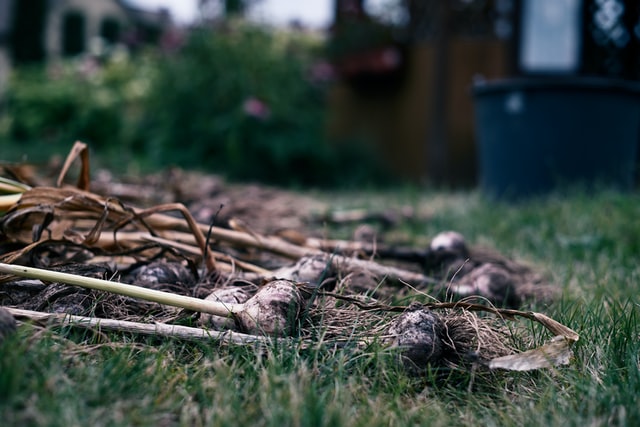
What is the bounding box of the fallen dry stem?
[139,234,273,275]
[0,263,242,316]
[6,307,277,346]
[3,187,217,271]
[56,141,91,190]
[5,187,437,286]
[125,203,217,272]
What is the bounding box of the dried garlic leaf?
[489,335,575,371]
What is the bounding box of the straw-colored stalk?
[0,176,31,213]
[0,263,303,336]
[0,194,24,212]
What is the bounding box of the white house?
[0,0,171,98]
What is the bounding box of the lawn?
[1,184,638,426]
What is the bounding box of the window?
[520,0,582,72]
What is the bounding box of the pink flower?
[308,61,336,83]
[243,97,271,120]
[77,56,101,78]
[160,28,185,53]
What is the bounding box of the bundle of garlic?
[0,262,577,374]
[0,142,577,376]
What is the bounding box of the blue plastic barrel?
[473,77,640,200]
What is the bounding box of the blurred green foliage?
[2,46,154,166]
[1,22,392,188]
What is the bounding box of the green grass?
[1,187,639,426]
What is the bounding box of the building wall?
[45,0,129,59]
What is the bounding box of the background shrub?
[1,23,393,188]
[139,23,389,187]
[2,48,150,165]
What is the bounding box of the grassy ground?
[1,187,639,426]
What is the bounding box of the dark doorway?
[100,17,121,45]
[62,11,86,57]
[10,0,47,63]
